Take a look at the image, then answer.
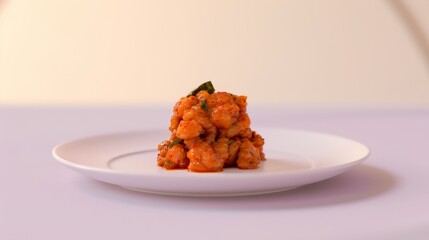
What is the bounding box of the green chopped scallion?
[169,138,183,148]
[201,100,208,112]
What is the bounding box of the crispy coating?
[252,131,266,160]
[212,137,229,163]
[176,120,203,139]
[183,107,217,143]
[157,140,170,167]
[164,144,188,169]
[225,138,241,167]
[220,112,250,138]
[158,89,265,171]
[237,139,261,169]
[170,96,199,131]
[208,93,240,129]
[187,142,223,172]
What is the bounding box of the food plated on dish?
[157,81,266,172]
[52,82,370,196]
[52,128,370,196]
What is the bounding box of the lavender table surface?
[1,106,428,240]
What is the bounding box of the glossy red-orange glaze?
[157,90,265,172]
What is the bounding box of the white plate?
[52,128,370,197]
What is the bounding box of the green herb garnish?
[187,81,215,97]
[169,138,183,148]
[201,100,208,112]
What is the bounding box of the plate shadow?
[78,163,395,211]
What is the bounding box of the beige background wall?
[1,0,429,107]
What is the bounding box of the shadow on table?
[79,164,395,211]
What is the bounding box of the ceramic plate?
[52,128,370,197]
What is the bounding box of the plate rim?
[52,128,370,196]
[52,128,370,176]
